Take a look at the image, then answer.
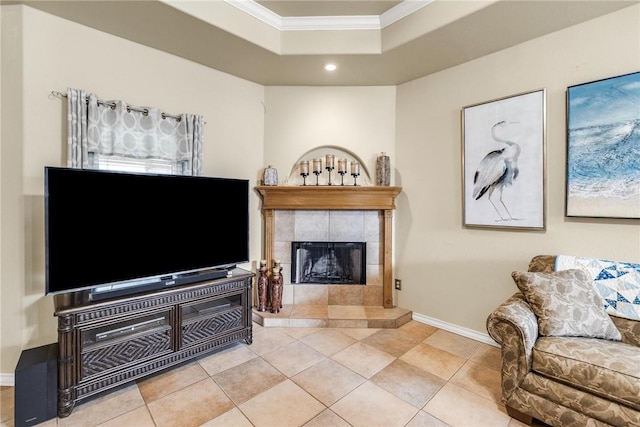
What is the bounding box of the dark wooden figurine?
[257,260,268,312]
[270,266,282,313]
[274,259,283,308]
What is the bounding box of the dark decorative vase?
[274,260,283,308]
[257,260,268,312]
[270,267,282,314]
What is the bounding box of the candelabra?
[325,154,335,185]
[313,158,322,186]
[351,161,360,186]
[299,160,309,186]
[337,158,348,186]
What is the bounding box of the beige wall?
[263,86,396,184]
[395,4,640,334]
[2,2,640,379]
[0,5,265,374]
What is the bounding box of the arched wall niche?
[284,145,371,186]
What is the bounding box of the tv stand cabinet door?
[180,292,244,348]
[79,310,173,379]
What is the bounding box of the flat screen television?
[45,166,250,300]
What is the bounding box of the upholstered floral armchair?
[486,255,640,427]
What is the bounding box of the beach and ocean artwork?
[566,71,640,219]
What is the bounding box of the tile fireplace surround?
[255,186,408,328]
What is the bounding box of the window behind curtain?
[95,154,187,175]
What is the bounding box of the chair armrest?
[610,315,640,347]
[486,292,539,399]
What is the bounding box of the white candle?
[300,160,309,175]
[351,161,360,175]
[325,154,334,169]
[313,158,322,173]
[337,159,345,173]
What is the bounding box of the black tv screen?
[45,167,250,296]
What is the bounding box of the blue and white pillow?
[556,255,640,321]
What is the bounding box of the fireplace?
[257,185,401,308]
[292,242,366,285]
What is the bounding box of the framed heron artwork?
[462,89,546,230]
[566,71,640,219]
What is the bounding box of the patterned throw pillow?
[555,255,640,321]
[512,269,621,340]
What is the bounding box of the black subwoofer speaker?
[14,343,58,427]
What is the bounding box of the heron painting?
[472,120,521,220]
[462,89,546,230]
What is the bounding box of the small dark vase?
[274,260,283,308]
[270,267,282,314]
[257,260,268,312]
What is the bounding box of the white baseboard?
[412,312,499,348]
[0,373,15,387]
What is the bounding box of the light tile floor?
[0,321,547,427]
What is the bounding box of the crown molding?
[280,15,380,31]
[225,0,432,31]
[380,0,433,28]
[224,0,282,28]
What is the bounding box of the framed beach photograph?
[566,71,640,219]
[462,89,546,230]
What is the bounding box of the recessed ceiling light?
[324,63,337,72]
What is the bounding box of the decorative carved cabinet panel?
[54,269,254,417]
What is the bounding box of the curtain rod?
[51,91,182,122]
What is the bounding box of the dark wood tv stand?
[53,268,254,418]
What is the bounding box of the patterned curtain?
[67,87,203,175]
[183,113,204,176]
[67,88,90,168]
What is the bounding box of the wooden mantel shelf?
[255,185,402,211]
[256,185,402,308]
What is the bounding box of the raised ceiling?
[256,0,403,17]
[8,0,638,86]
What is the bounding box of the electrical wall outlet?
[394,279,402,290]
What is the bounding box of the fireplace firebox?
[292,242,366,285]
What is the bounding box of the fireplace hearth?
[292,242,366,285]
